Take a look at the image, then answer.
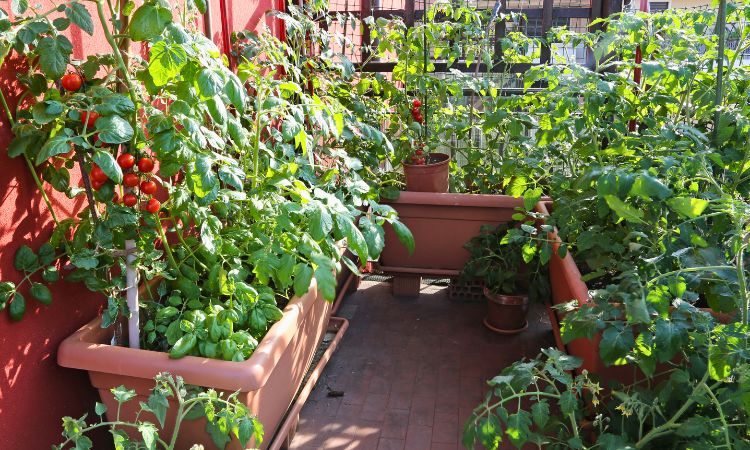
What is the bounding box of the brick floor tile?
[408,396,435,427]
[369,375,391,394]
[360,393,389,422]
[404,424,432,450]
[381,410,410,439]
[377,438,406,450]
[430,443,459,450]
[432,414,458,444]
[337,402,363,419]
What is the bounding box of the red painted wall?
[0,1,282,448]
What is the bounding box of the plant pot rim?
[483,286,529,305]
[58,278,321,393]
[483,317,529,334]
[403,152,450,168]
[383,191,538,208]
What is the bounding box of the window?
[649,1,669,12]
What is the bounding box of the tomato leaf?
[9,292,26,321]
[65,2,94,35]
[129,4,172,41]
[37,35,73,80]
[92,150,123,184]
[95,115,134,144]
[148,41,187,86]
[390,220,415,255]
[36,135,71,164]
[30,282,52,305]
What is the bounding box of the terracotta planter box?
[58,279,332,450]
[380,192,526,274]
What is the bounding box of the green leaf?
[95,115,134,144]
[559,390,577,416]
[37,35,73,80]
[360,216,385,260]
[531,400,549,428]
[129,4,172,41]
[30,282,52,305]
[197,69,223,97]
[600,325,635,365]
[94,402,107,416]
[390,220,415,255]
[193,0,207,13]
[138,423,158,450]
[9,292,26,321]
[0,282,15,310]
[293,263,314,297]
[225,75,247,113]
[38,243,56,265]
[476,414,502,449]
[112,386,137,403]
[94,94,135,116]
[336,214,368,266]
[148,41,187,86]
[11,0,28,15]
[92,150,123,183]
[146,389,169,428]
[505,411,531,448]
[8,134,43,158]
[604,195,645,224]
[675,416,708,437]
[169,333,197,358]
[309,206,333,241]
[36,135,71,165]
[238,417,261,448]
[65,2,94,35]
[668,197,709,219]
[312,254,336,301]
[14,245,38,271]
[630,173,672,200]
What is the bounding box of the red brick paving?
[289,280,554,450]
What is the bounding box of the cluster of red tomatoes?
[63,72,162,214]
[410,99,424,124]
[89,155,160,213]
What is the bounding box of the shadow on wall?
[0,50,110,449]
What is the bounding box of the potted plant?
[461,223,550,333]
[401,98,450,192]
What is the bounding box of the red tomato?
[112,192,120,204]
[144,198,161,214]
[140,180,157,195]
[137,157,155,173]
[123,173,139,187]
[415,149,423,156]
[80,111,99,128]
[117,153,135,169]
[123,193,138,207]
[91,179,105,190]
[90,165,108,183]
[61,73,83,92]
[412,99,422,108]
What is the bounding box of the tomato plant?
[0,0,413,366]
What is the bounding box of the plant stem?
[712,0,727,146]
[156,216,180,272]
[635,370,709,448]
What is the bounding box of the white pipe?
[125,238,139,349]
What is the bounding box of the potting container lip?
[57,278,321,392]
[402,152,450,168]
[383,191,531,208]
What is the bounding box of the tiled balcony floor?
[288,279,555,450]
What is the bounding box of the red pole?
[629,0,649,132]
[218,0,234,70]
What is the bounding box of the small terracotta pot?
[483,287,529,334]
[403,152,450,192]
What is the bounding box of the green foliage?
[461,221,552,302]
[53,373,263,450]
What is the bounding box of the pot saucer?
[483,318,529,335]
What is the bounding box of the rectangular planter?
[57,279,332,450]
[380,192,526,274]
